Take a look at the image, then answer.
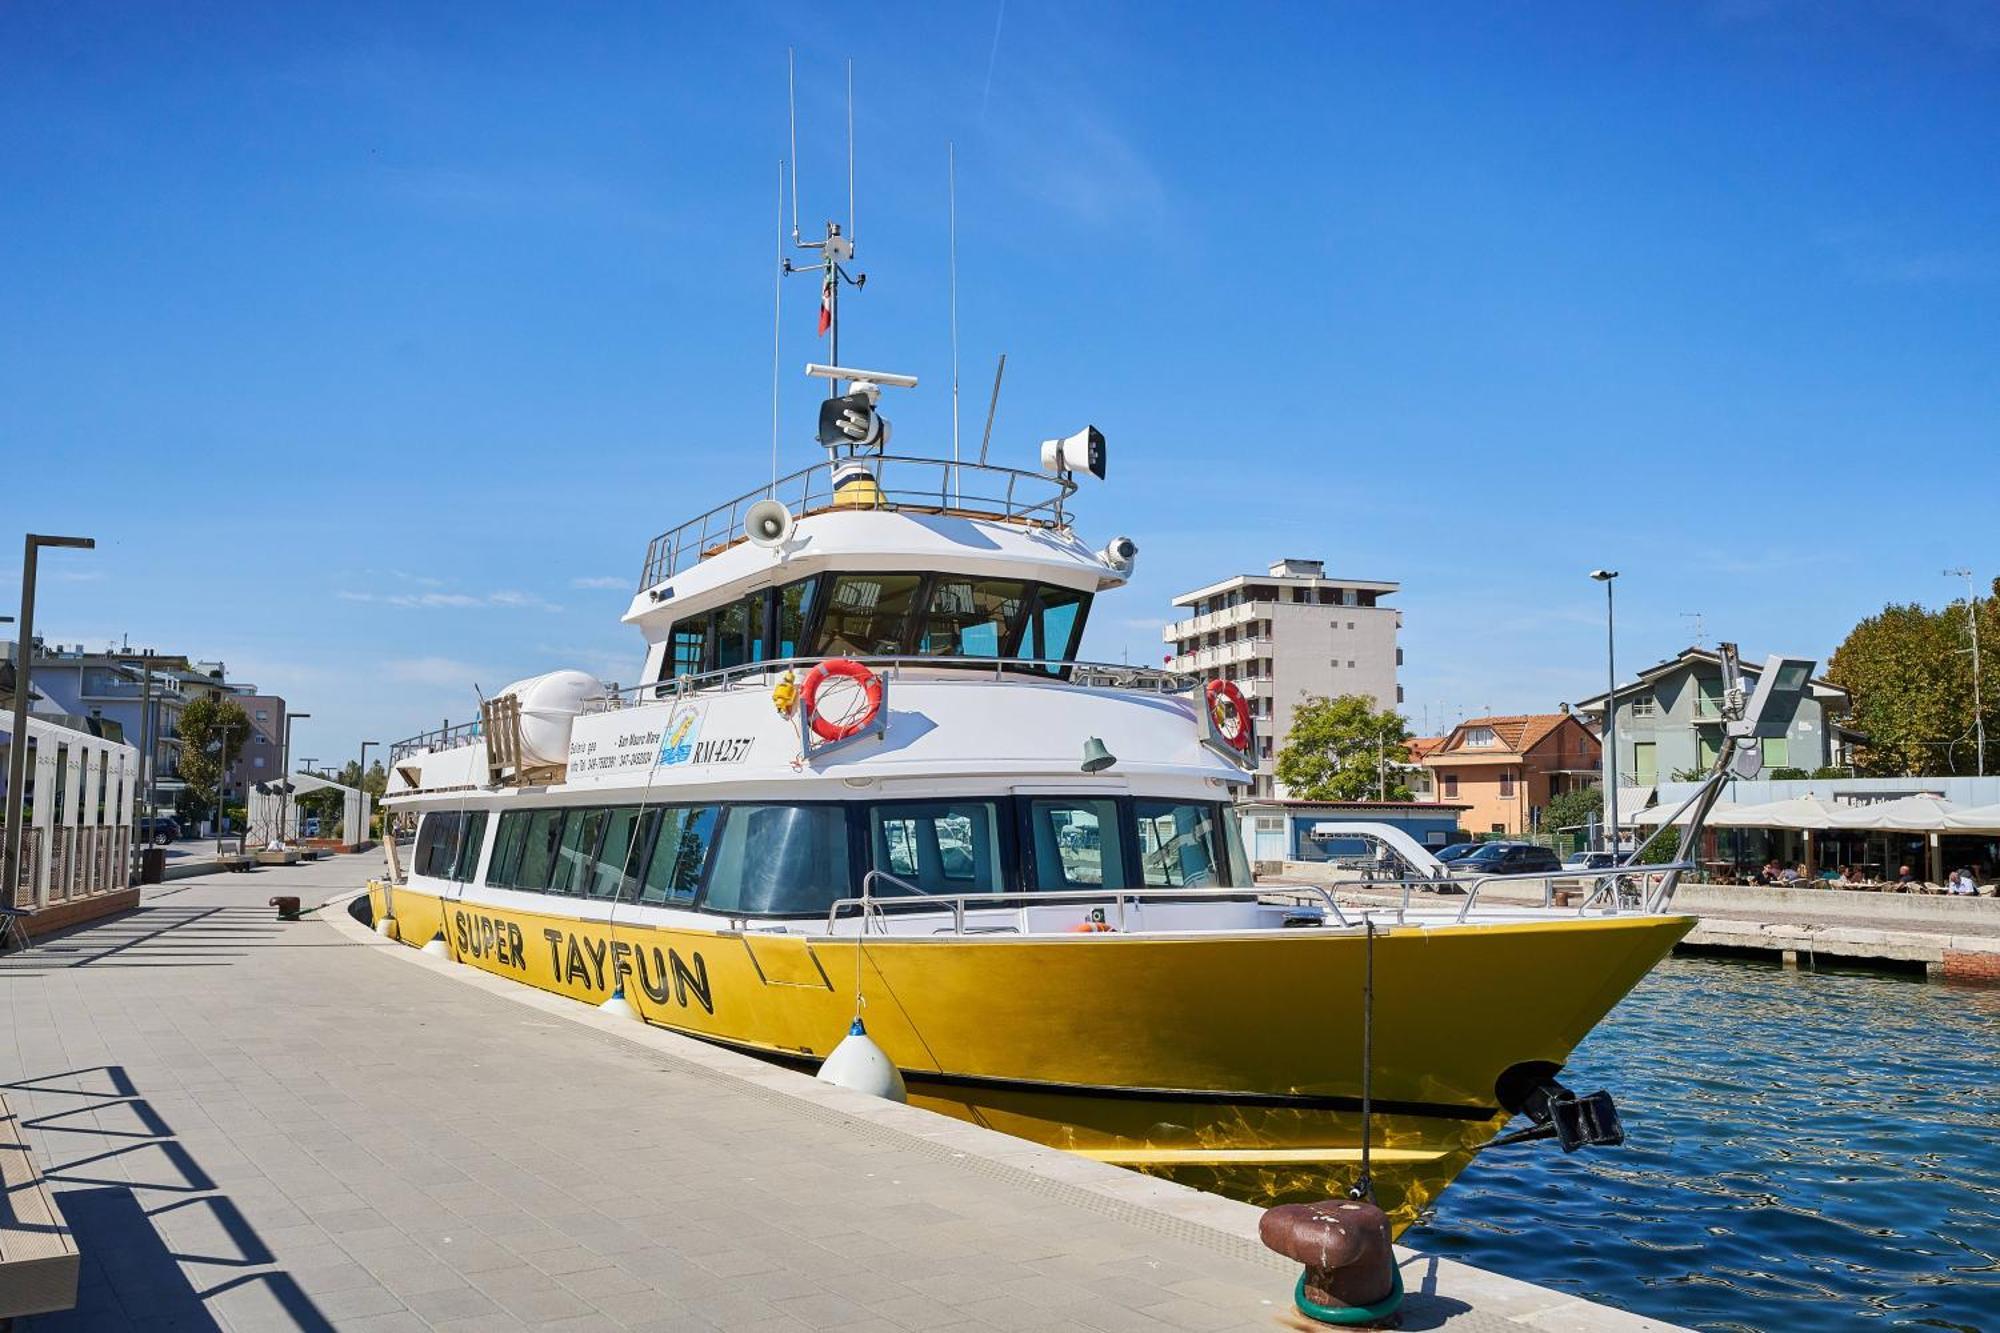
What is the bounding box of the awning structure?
[246,771,373,847]
[1944,802,2000,832]
[1631,794,1968,833]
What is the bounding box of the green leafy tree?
[1828,582,1999,776]
[177,696,251,817]
[1274,694,1413,801]
[1635,825,1681,866]
[1543,784,1603,836]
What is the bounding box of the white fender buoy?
[598,983,637,1019]
[421,929,451,958]
[815,1017,907,1102]
[375,915,399,939]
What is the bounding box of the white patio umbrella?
[1711,796,1851,830]
[1631,801,1742,826]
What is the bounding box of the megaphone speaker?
[744,499,795,549]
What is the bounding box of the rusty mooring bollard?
[1259,1198,1403,1325]
[269,896,302,921]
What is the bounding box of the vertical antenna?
[949,142,960,474]
[846,58,856,242]
[787,49,800,241]
[771,159,785,487]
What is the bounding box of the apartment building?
[1163,558,1402,800]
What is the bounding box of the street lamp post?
[1590,570,1620,852]
[1944,568,1985,777]
[357,740,378,844]
[4,534,97,915]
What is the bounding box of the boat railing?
[579,655,1198,712]
[388,718,485,763]
[1266,861,1701,923]
[637,454,1079,590]
[830,869,1356,935]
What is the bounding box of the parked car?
[1447,842,1563,877]
[1432,842,1481,864]
[1561,850,1632,872]
[302,816,321,838]
[136,815,181,846]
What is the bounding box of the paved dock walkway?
[1,857,1678,1331]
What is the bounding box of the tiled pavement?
[0,857,1676,1331]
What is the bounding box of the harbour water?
[1411,957,2000,1332]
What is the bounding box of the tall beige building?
[1163,559,1402,799]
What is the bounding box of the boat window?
[487,810,532,887]
[776,576,819,659]
[713,594,761,671]
[668,612,710,679]
[1133,800,1229,888]
[1025,798,1126,891]
[511,808,567,891]
[414,812,454,878]
[869,800,1007,895]
[588,806,647,900]
[702,804,853,915]
[815,574,924,657]
[1019,585,1092,675]
[451,811,489,883]
[549,807,608,895]
[913,578,1027,659]
[634,805,720,906]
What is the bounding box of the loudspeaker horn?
[744,498,796,549]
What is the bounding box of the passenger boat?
[372,203,1782,1234]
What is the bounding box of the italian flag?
[818,267,834,336]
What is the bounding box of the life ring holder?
[798,658,890,758]
[1204,678,1254,760]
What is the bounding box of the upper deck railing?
[637,455,1079,591]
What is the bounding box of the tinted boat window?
[1025,798,1126,890]
[703,805,852,915]
[668,612,710,679]
[550,807,607,895]
[869,800,1006,894]
[1019,585,1091,675]
[914,579,1026,658]
[451,812,489,883]
[1134,800,1226,888]
[713,595,760,671]
[414,813,454,878]
[816,574,923,657]
[514,809,566,891]
[488,810,531,887]
[589,807,647,900]
[635,805,719,906]
[776,576,819,659]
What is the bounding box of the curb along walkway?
[1,858,1680,1331]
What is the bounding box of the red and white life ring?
[801,658,884,742]
[1205,678,1252,752]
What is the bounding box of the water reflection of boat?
[371,140,1795,1235]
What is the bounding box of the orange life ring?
[1206,678,1252,751]
[801,658,884,742]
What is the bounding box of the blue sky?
[3,1,1996,761]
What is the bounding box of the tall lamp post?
[5,535,96,915]
[1944,568,1985,777]
[1590,570,1620,852]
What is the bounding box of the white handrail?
[829,870,1354,936]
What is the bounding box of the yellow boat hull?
[370,884,1691,1233]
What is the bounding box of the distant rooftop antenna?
[949,141,961,497]
[1681,611,1707,649]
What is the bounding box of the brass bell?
[1080,737,1116,773]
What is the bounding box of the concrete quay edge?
[329,876,1685,1331]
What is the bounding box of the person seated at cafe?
[1756,859,1783,885]
[1947,868,1978,895]
[1896,864,1919,885]
[1777,862,1800,884]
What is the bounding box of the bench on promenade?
[255,850,300,867]
[0,1092,79,1324]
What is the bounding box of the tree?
[1634,825,1681,866]
[1828,581,1999,776]
[1274,694,1412,801]
[1543,784,1603,836]
[177,696,251,817]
